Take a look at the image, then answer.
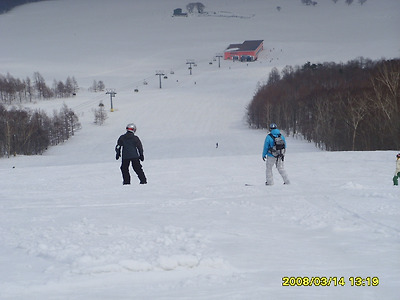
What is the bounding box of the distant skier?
[262,123,290,185]
[115,123,147,185]
[393,153,400,186]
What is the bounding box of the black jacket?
[116,132,144,160]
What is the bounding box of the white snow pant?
[265,156,290,185]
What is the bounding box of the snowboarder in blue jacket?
[262,123,290,185]
[115,123,147,185]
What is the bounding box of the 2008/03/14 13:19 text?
[282,276,379,287]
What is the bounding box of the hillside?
[0,0,44,14]
[0,0,399,299]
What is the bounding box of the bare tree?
[301,0,317,5]
[97,80,105,92]
[25,76,33,102]
[267,67,281,85]
[369,61,400,147]
[89,80,105,92]
[94,101,108,125]
[196,2,205,13]
[65,77,75,95]
[338,92,371,150]
[33,72,46,99]
[186,2,205,14]
[90,80,98,92]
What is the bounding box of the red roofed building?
[224,40,264,61]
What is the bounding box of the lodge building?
[224,40,264,62]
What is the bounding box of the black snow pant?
[120,158,147,185]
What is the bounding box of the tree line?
[0,0,44,14]
[247,58,400,151]
[0,103,81,157]
[0,72,78,104]
[304,0,368,5]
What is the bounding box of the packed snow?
[0,0,399,299]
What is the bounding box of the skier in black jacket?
[115,123,147,185]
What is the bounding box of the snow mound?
[10,221,230,275]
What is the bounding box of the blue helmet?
[269,123,278,130]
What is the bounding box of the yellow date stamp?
[282,276,379,287]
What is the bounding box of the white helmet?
[126,123,136,133]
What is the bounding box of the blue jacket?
[262,128,286,158]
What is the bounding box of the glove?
[140,154,144,162]
[262,156,266,161]
[115,145,121,160]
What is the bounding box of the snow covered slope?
[0,0,399,299]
